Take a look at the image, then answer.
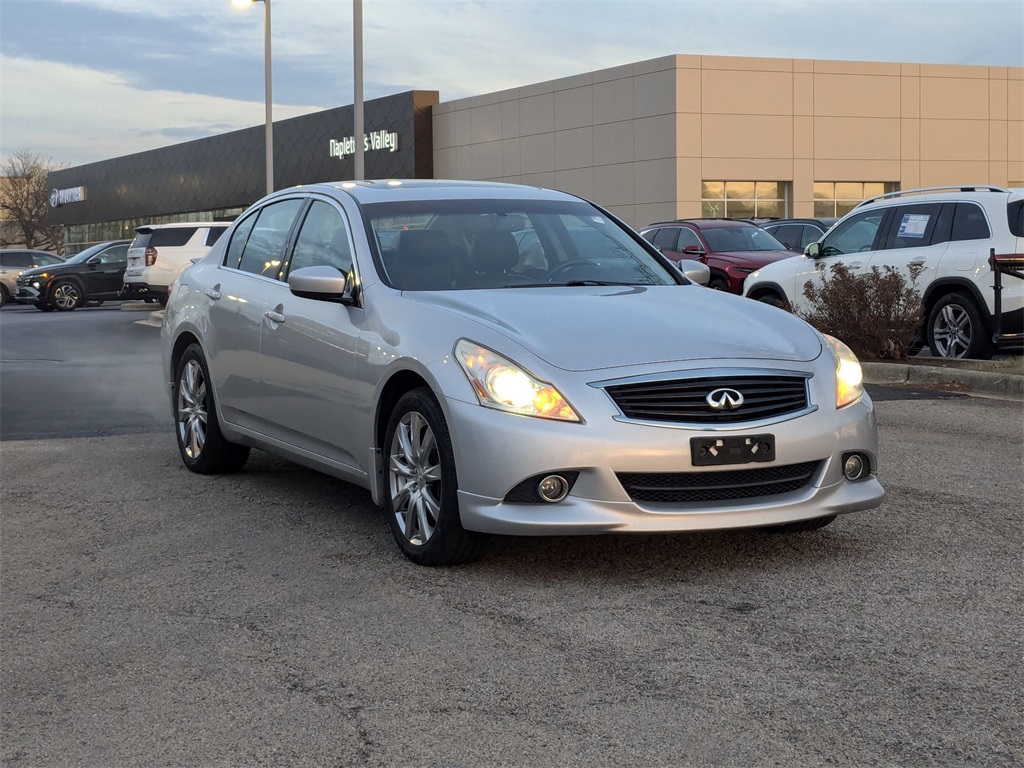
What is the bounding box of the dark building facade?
[47,91,438,251]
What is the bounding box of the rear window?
[1009,200,1024,238]
[206,226,228,247]
[150,228,198,247]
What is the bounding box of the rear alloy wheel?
[384,388,490,566]
[50,280,83,311]
[174,344,250,474]
[926,292,994,360]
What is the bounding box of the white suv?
[122,222,229,305]
[743,186,1024,359]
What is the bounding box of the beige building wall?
[433,54,1024,229]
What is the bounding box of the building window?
[813,182,896,218]
[701,181,787,219]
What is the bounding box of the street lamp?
[233,0,273,195]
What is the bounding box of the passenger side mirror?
[288,265,352,303]
[805,242,821,258]
[676,259,710,286]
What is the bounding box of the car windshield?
[64,243,112,264]
[702,225,788,252]
[362,199,678,290]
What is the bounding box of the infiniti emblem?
[706,387,744,411]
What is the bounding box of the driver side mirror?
[288,265,353,303]
[805,242,821,258]
[682,244,705,255]
[676,259,710,286]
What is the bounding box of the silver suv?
[743,186,1024,359]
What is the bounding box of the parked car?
[743,185,1024,359]
[162,179,883,566]
[15,240,130,311]
[639,219,801,293]
[760,218,839,251]
[0,249,63,308]
[122,222,229,305]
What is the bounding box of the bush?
[798,263,923,361]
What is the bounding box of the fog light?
[537,475,570,503]
[843,453,867,481]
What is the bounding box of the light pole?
[233,0,274,195]
[353,0,363,180]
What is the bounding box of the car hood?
[712,249,802,267]
[18,263,77,278]
[410,285,823,372]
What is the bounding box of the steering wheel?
[546,260,596,282]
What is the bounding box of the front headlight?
[455,339,580,422]
[824,334,863,408]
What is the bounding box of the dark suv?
[16,240,130,311]
[640,219,800,293]
[760,218,839,251]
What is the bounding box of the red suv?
[640,219,800,293]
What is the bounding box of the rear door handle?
[908,259,926,268]
[264,309,286,324]
[848,262,862,269]
[204,285,221,300]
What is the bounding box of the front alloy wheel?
[384,389,489,566]
[51,281,83,311]
[927,293,993,360]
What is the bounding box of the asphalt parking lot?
[1,304,1022,766]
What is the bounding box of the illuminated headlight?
[824,334,863,408]
[32,281,41,288]
[455,339,580,422]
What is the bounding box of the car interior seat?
[390,230,454,290]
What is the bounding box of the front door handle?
[264,309,286,324]
[848,261,862,269]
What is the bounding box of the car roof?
[135,221,226,232]
[763,218,838,226]
[646,219,760,230]
[276,179,579,205]
[855,185,1024,210]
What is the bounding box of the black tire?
[756,292,789,310]
[36,302,54,312]
[763,515,837,533]
[0,285,9,308]
[49,279,84,311]
[926,292,994,360]
[384,388,490,566]
[173,344,250,474]
[708,277,730,292]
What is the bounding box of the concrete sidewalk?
[863,360,1024,398]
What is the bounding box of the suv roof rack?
[855,185,1011,209]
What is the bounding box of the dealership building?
[47,54,1024,252]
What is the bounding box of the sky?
[2,0,1022,169]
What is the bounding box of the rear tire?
[926,292,994,360]
[384,388,490,566]
[174,344,250,474]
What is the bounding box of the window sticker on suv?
[897,214,930,238]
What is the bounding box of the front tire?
[708,277,730,292]
[926,292,994,360]
[174,344,250,474]
[384,388,490,566]
[50,280,84,311]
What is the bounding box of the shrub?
[798,263,924,361]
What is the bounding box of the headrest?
[470,231,519,273]
[397,229,451,264]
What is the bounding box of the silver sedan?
[161,180,883,565]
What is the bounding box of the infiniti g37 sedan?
[161,180,884,566]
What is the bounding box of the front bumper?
[15,283,45,303]
[445,392,883,536]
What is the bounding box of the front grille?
[605,374,809,424]
[617,461,821,504]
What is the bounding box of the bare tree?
[0,150,64,251]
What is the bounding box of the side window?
[800,225,824,249]
[651,228,679,250]
[883,204,943,250]
[284,201,352,277]
[820,211,885,256]
[206,226,228,247]
[237,199,305,279]
[224,213,258,269]
[677,228,703,251]
[951,204,991,242]
[771,224,801,250]
[4,253,32,268]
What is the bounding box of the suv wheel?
[926,292,994,360]
[50,280,84,311]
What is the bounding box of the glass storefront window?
[813,181,897,218]
[62,207,244,255]
[701,181,788,219]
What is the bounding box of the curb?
[119,301,156,312]
[134,309,164,329]
[863,362,1024,398]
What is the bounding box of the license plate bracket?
[690,434,775,467]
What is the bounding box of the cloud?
[0,55,327,165]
